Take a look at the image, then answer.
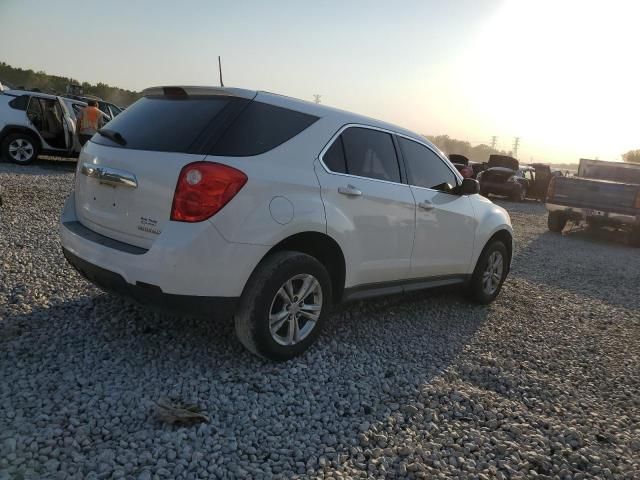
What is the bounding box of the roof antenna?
[218,56,224,87]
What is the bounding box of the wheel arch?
[0,125,43,150]
[484,228,513,273]
[260,231,346,304]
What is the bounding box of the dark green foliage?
[0,61,140,107]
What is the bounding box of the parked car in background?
[477,155,554,201]
[477,155,527,201]
[0,89,83,164]
[449,154,473,178]
[546,158,640,246]
[60,85,514,360]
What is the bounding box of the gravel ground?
[1,161,639,480]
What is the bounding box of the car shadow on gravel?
[512,229,640,311]
[1,286,489,477]
[0,157,76,175]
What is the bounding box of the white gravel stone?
[0,161,639,479]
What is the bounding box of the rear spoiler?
[141,86,257,100]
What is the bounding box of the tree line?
[0,61,140,106]
[425,135,510,163]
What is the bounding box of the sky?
[1,0,638,163]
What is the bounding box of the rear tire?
[467,240,508,304]
[548,212,567,233]
[511,186,526,202]
[1,133,39,165]
[630,227,640,248]
[235,251,332,361]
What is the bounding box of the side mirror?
[458,178,480,195]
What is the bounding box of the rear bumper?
[63,247,237,318]
[60,193,271,312]
[546,202,640,226]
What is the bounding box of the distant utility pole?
[313,94,322,104]
[490,136,497,150]
[513,137,520,158]
[218,56,224,87]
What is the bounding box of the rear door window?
[398,137,458,191]
[26,97,44,129]
[339,127,401,183]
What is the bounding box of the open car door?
[57,97,77,154]
[530,163,552,199]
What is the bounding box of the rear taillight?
[547,176,557,200]
[634,189,640,209]
[171,162,247,222]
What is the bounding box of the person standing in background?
[76,100,104,146]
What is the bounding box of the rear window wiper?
[97,129,127,146]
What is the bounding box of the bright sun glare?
[451,0,639,162]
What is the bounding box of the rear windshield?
[92,96,319,156]
[92,96,230,153]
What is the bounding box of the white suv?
[60,86,513,360]
[0,90,87,164]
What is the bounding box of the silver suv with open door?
[0,90,82,164]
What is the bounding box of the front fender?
[470,195,514,269]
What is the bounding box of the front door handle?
[418,200,434,210]
[338,185,362,197]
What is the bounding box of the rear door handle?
[418,200,435,210]
[338,185,362,197]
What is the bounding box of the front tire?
[467,240,508,304]
[2,133,39,165]
[548,212,567,233]
[235,251,332,361]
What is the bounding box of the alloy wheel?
[8,138,35,163]
[269,274,323,346]
[482,251,504,295]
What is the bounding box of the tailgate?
[71,92,252,249]
[550,177,638,212]
[74,143,205,249]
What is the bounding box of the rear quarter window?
[8,95,29,110]
[210,102,318,157]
